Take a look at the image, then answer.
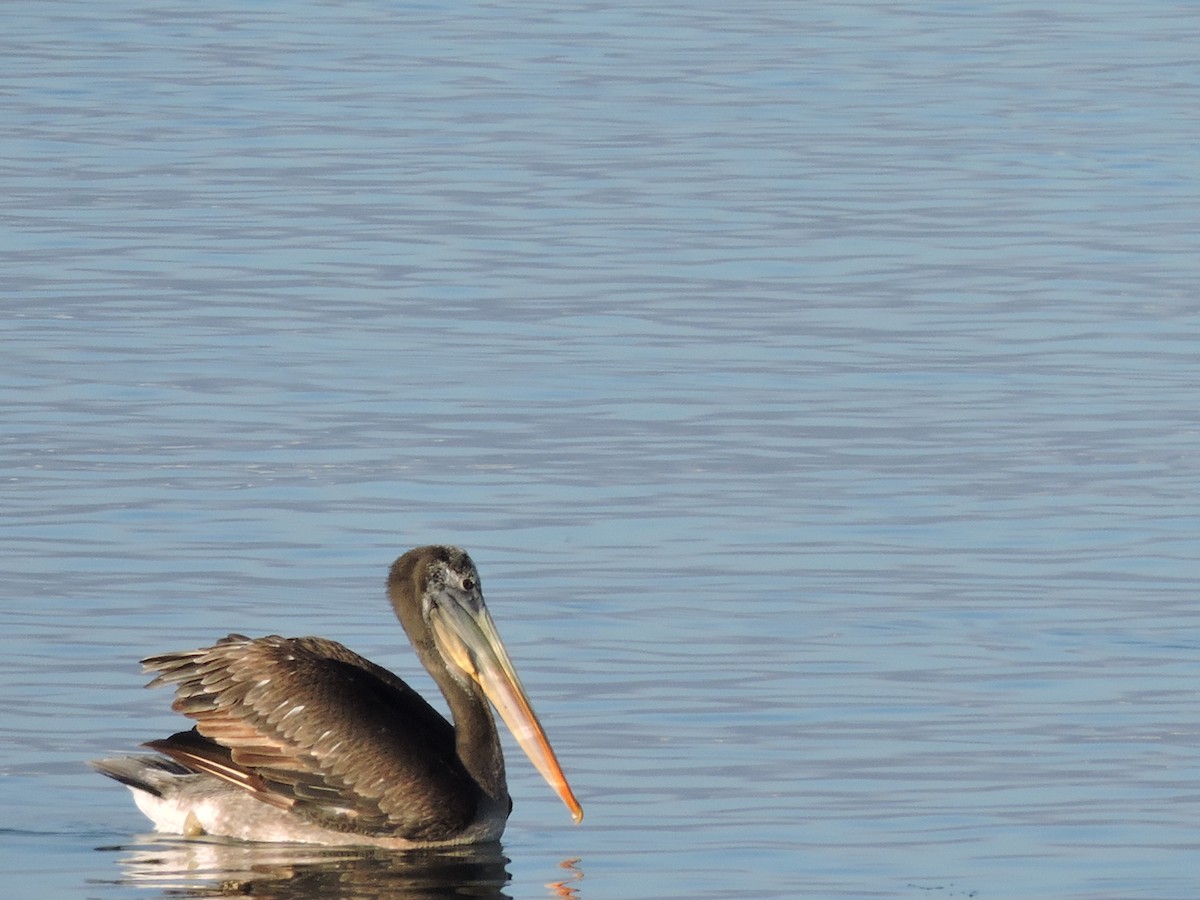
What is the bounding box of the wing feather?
[142,634,479,840]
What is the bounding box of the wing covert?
[143,634,480,840]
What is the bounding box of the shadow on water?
[90,835,584,900]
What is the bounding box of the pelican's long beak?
[430,594,583,823]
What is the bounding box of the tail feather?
[89,755,192,798]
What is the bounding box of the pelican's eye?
[462,577,476,592]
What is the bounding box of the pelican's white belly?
[127,781,508,848]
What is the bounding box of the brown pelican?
[91,546,582,846]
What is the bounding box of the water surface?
[3,1,1199,898]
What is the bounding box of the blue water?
[4,1,1199,897]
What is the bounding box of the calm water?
[4,1,1200,897]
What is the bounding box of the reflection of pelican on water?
[93,546,581,847]
[102,835,517,899]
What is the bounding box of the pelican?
[91,546,582,846]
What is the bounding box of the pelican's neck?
[439,672,507,804]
